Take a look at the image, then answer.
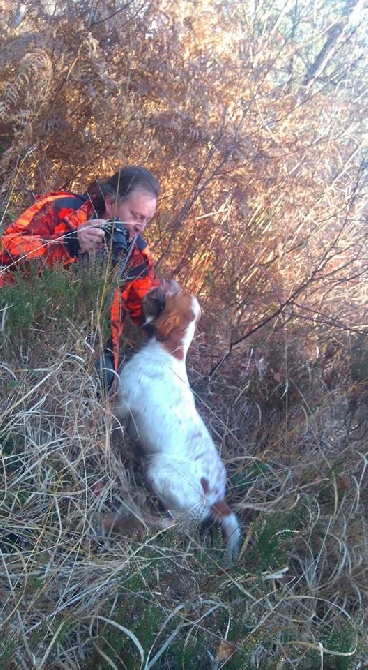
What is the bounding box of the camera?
[100,218,129,265]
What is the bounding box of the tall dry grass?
[1,267,367,669]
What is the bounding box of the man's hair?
[86,166,160,216]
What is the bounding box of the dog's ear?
[154,310,182,342]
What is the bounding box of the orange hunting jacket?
[0,191,157,369]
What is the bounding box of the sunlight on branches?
[1,1,367,668]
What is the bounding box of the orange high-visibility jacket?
[0,191,158,369]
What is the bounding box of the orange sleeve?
[1,194,91,267]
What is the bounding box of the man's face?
[105,189,157,241]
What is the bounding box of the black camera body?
[100,218,129,265]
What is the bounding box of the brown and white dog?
[115,279,241,565]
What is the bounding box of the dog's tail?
[211,500,241,566]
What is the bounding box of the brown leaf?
[215,639,236,663]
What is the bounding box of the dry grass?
[1,283,367,669]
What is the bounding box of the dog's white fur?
[116,280,241,565]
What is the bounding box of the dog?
[115,279,241,565]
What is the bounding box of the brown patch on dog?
[154,291,198,359]
[211,500,232,518]
[200,477,210,494]
[154,310,183,341]
[142,279,181,326]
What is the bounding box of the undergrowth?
[0,267,367,669]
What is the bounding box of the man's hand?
[77,219,106,253]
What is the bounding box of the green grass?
[0,262,111,353]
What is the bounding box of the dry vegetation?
[1,0,368,668]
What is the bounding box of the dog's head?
[142,279,201,358]
[141,279,181,331]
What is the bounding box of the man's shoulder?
[50,192,89,213]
